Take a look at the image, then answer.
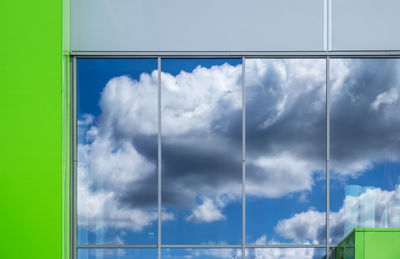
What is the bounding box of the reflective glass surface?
[330,59,400,243]
[77,249,157,259]
[163,248,242,259]
[75,57,400,251]
[245,248,326,259]
[245,59,327,244]
[161,59,243,244]
[77,59,158,244]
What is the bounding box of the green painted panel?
[0,0,68,259]
[62,1,70,259]
[336,229,400,259]
[354,230,364,259]
[363,229,400,259]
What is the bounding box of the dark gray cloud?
[330,59,400,175]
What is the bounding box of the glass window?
[77,249,157,259]
[245,248,326,259]
[162,248,242,259]
[76,59,158,245]
[161,59,243,244]
[74,56,400,256]
[330,59,400,243]
[245,59,326,244]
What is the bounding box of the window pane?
[77,249,157,259]
[161,59,242,244]
[245,248,326,259]
[163,248,242,259]
[245,59,326,244]
[77,59,158,244]
[330,59,400,243]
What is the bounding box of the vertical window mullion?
[326,56,331,258]
[242,57,246,259]
[158,57,162,259]
[72,56,77,259]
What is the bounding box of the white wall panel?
[71,0,324,51]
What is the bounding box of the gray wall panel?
[332,0,400,50]
[71,0,324,51]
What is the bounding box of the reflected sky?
[76,58,400,248]
[245,248,326,259]
[245,59,326,244]
[77,249,157,259]
[77,59,158,244]
[161,59,242,244]
[163,249,242,259]
[329,59,400,243]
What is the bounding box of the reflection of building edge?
[389,191,400,227]
[344,185,362,234]
[344,185,377,234]
[344,184,400,236]
[359,187,376,228]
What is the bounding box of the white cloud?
[275,210,325,243]
[248,236,319,259]
[370,87,399,110]
[254,235,268,245]
[99,73,158,136]
[331,159,373,179]
[77,158,158,232]
[330,59,350,101]
[162,63,242,136]
[76,73,162,232]
[186,198,225,223]
[163,248,242,259]
[247,153,316,198]
[192,248,241,259]
[250,247,317,259]
[78,114,94,126]
[272,186,400,244]
[87,248,126,258]
[83,135,155,189]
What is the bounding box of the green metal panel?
[62,1,70,259]
[336,229,400,259]
[354,230,364,259]
[362,229,400,259]
[0,0,69,259]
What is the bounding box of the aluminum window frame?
[70,52,400,259]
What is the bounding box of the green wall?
[0,0,68,258]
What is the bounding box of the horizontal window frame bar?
[163,245,241,248]
[78,245,157,249]
[70,50,400,58]
[245,244,329,248]
[76,244,337,249]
